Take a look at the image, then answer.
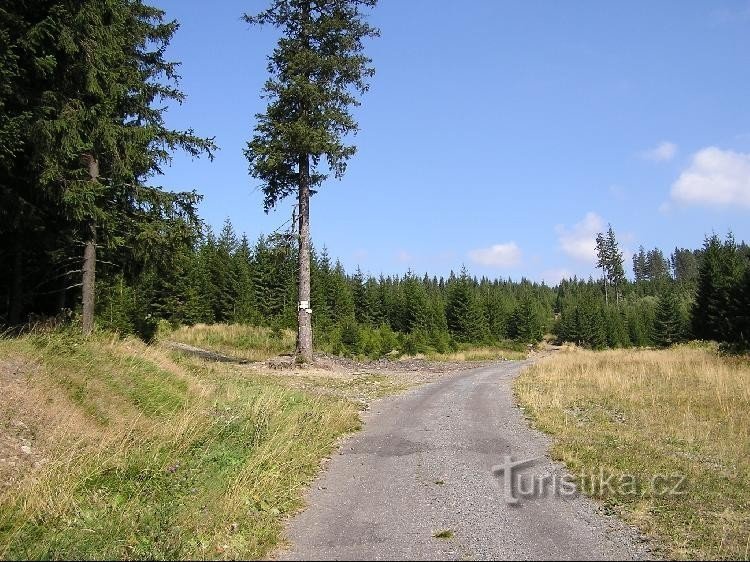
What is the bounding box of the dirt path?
[276,360,652,560]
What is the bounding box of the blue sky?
[151,0,750,284]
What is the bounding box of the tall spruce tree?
[595,232,610,305]
[244,0,378,362]
[670,247,700,283]
[633,246,647,283]
[0,3,53,325]
[645,248,670,283]
[606,225,625,303]
[692,234,744,342]
[14,0,214,334]
[596,225,625,305]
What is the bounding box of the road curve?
[277,360,651,561]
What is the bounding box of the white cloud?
[540,268,573,285]
[555,212,605,263]
[641,141,677,162]
[468,242,522,268]
[396,250,413,264]
[670,147,750,208]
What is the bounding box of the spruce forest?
[3,211,749,355]
[1,0,749,355]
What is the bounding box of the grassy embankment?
[0,329,360,560]
[166,322,528,362]
[515,344,750,560]
[166,323,297,362]
[0,323,526,558]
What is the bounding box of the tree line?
[93,219,553,355]
[84,218,750,356]
[556,230,749,350]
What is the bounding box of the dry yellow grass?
[426,347,527,362]
[166,323,530,363]
[515,345,750,560]
[166,323,296,361]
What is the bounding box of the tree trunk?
[9,239,23,325]
[296,152,313,362]
[81,155,99,336]
[603,273,609,306]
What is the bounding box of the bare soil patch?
[0,358,47,494]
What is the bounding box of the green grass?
[514,346,750,560]
[433,529,454,539]
[165,323,296,362]
[166,323,529,363]
[28,332,188,420]
[299,373,411,401]
[424,341,528,362]
[0,330,359,560]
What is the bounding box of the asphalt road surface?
[277,360,652,561]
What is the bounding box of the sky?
[150,0,750,284]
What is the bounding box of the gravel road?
[277,360,652,560]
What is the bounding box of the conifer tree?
[363,276,384,326]
[233,235,257,323]
[731,267,750,347]
[352,266,369,325]
[654,289,683,347]
[401,272,430,333]
[645,248,670,283]
[328,261,355,324]
[175,249,213,325]
[590,306,607,349]
[310,247,333,329]
[510,297,543,343]
[595,233,610,305]
[554,299,576,344]
[10,0,214,334]
[596,225,625,305]
[670,248,700,283]
[0,3,60,324]
[604,306,630,348]
[244,0,378,362]
[633,246,647,283]
[446,268,487,343]
[606,225,626,303]
[692,234,744,342]
[484,291,513,340]
[213,219,240,321]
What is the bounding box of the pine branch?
[35,282,83,296]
